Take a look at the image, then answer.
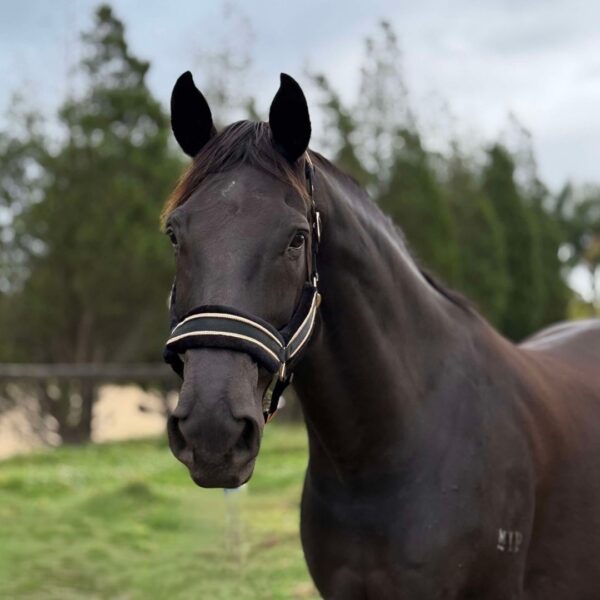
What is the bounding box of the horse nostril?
[167,415,187,454]
[235,418,257,453]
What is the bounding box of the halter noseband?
[163,154,321,422]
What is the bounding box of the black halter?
[163,154,321,422]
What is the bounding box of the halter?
[163,154,321,422]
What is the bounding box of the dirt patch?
[0,385,175,460]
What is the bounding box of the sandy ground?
[0,385,173,460]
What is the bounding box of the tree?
[558,184,600,313]
[526,181,570,327]
[0,5,180,443]
[444,147,508,324]
[312,22,459,283]
[312,21,574,336]
[506,117,570,327]
[482,145,543,339]
[192,1,257,125]
[311,20,415,196]
[311,74,371,188]
[355,20,415,187]
[379,130,460,284]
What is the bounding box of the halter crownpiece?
[164,153,321,422]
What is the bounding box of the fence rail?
[0,363,176,383]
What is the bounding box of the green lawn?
[0,424,319,600]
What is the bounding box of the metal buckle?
[278,362,287,381]
[263,362,287,410]
[262,370,279,414]
[315,211,322,243]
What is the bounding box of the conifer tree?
[0,5,180,442]
[483,145,543,339]
[444,148,508,324]
[379,131,460,284]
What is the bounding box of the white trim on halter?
[173,311,284,347]
[166,330,281,364]
[287,292,320,359]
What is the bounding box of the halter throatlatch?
[164,154,321,422]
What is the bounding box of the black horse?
[162,72,600,599]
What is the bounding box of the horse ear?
[269,73,311,163]
[170,71,216,157]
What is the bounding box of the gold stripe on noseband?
[174,312,284,347]
[167,330,281,364]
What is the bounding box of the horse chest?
[299,484,475,599]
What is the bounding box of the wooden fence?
[0,363,177,385]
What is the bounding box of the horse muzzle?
[167,348,263,488]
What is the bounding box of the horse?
[161,71,600,599]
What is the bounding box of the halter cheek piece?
[163,154,321,422]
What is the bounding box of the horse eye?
[289,232,306,250]
[166,228,177,246]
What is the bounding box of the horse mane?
[418,269,474,314]
[308,152,475,315]
[161,120,309,226]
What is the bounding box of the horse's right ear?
[170,71,216,157]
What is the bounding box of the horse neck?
[293,163,477,486]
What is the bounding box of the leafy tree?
[0,103,48,294]
[558,183,600,313]
[482,145,543,339]
[0,5,179,443]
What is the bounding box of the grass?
[0,424,319,600]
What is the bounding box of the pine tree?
[378,130,460,284]
[482,145,543,339]
[311,73,371,188]
[527,181,570,327]
[444,148,508,325]
[0,5,180,443]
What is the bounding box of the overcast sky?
[1,0,598,296]
[2,0,599,189]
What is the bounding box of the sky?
[1,0,599,296]
[1,0,599,189]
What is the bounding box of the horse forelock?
[161,120,310,227]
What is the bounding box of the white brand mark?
[497,529,522,553]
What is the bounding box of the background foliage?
[0,6,599,444]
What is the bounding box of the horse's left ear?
[269,73,311,163]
